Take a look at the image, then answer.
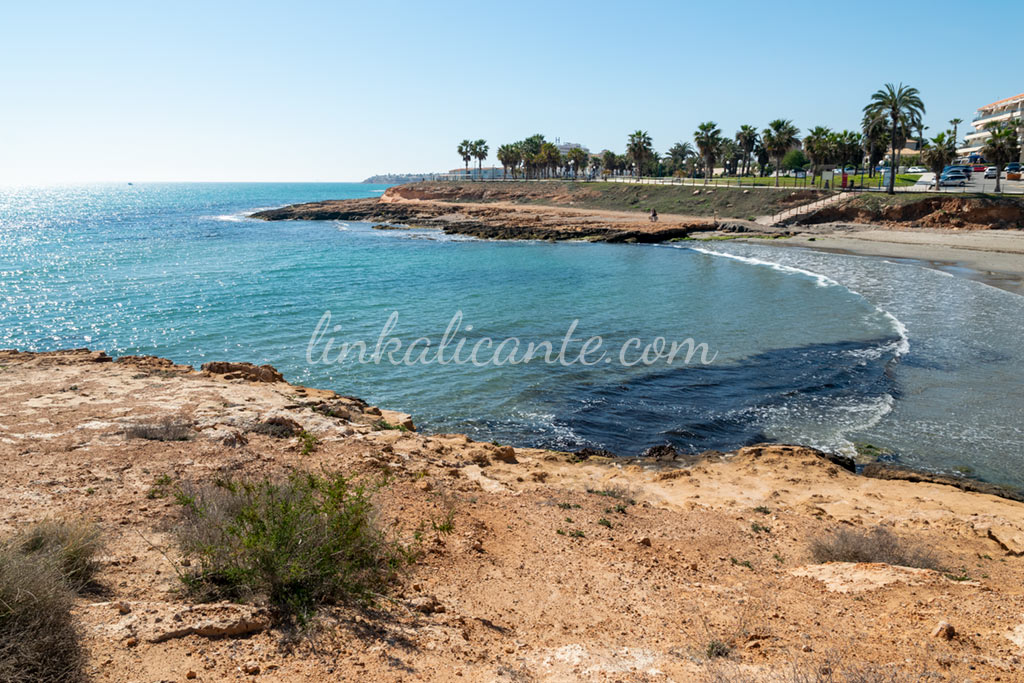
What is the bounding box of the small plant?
[174,471,415,623]
[125,416,193,441]
[147,473,175,499]
[705,639,731,659]
[564,517,574,523]
[569,529,586,538]
[730,558,752,569]
[945,567,972,582]
[597,518,612,529]
[557,502,580,510]
[556,529,566,536]
[773,553,784,564]
[298,430,318,455]
[809,526,939,570]
[750,522,770,534]
[753,506,771,514]
[372,419,408,432]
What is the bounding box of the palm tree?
[694,121,722,185]
[457,140,473,177]
[922,132,955,190]
[735,125,759,177]
[626,130,653,178]
[472,139,488,179]
[982,124,1021,193]
[948,118,963,148]
[863,83,926,194]
[589,154,603,178]
[600,149,617,177]
[667,142,695,176]
[566,147,589,179]
[803,126,833,186]
[497,143,520,179]
[762,119,800,187]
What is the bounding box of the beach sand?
[742,228,1024,294]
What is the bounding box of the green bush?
[174,471,415,622]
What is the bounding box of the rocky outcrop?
[802,195,1024,229]
[862,462,1024,502]
[201,361,285,383]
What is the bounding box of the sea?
[2,182,1022,486]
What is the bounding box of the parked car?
[908,166,927,173]
[939,173,967,187]
[973,165,988,172]
[952,165,973,176]
[1006,162,1022,173]
[985,167,999,179]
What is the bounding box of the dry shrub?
[703,649,953,682]
[16,519,104,592]
[0,520,102,682]
[125,416,193,441]
[808,526,940,570]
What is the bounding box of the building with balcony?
[957,91,1024,160]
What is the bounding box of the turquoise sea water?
[2,183,1022,486]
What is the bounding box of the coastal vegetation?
[460,82,988,193]
[0,520,102,683]
[174,471,415,625]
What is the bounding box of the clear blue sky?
[2,0,1021,183]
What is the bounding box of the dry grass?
[14,519,104,592]
[808,526,940,570]
[0,520,103,682]
[125,416,193,441]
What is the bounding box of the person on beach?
[649,208,658,223]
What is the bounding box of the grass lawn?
[672,173,921,189]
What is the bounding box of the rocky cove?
[3,348,1024,680]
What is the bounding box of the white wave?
[334,221,350,231]
[683,244,840,288]
[683,244,909,359]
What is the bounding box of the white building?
[958,91,1024,160]
[555,139,590,156]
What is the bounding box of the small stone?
[745,640,761,650]
[115,601,131,614]
[243,661,261,675]
[186,671,197,680]
[637,536,652,547]
[801,644,812,652]
[932,621,956,640]
[125,637,138,647]
[409,595,445,614]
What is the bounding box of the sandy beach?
[749,228,1024,294]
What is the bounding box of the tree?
[754,140,770,176]
[627,130,653,178]
[782,149,809,172]
[518,134,545,179]
[803,126,834,185]
[762,119,800,187]
[666,142,695,176]
[948,118,962,147]
[471,139,488,179]
[566,147,589,179]
[863,83,925,194]
[735,125,759,177]
[835,130,864,172]
[497,143,520,179]
[694,121,722,185]
[982,123,1021,193]
[922,132,955,190]
[589,154,603,177]
[457,140,473,176]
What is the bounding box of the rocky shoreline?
[3,348,1024,680]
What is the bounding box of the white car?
[984,167,999,179]
[908,166,927,173]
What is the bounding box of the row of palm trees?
[457,139,489,177]
[462,83,1022,194]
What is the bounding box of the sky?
[2,0,1022,184]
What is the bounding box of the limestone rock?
[201,361,284,383]
[931,621,956,640]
